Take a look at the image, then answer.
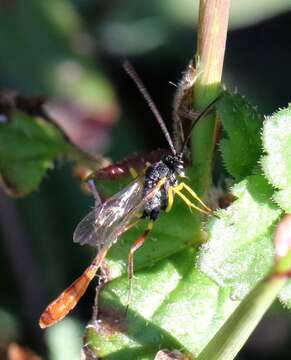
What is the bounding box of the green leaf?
[0,111,68,196]
[85,250,239,359]
[259,106,291,307]
[198,175,282,300]
[261,105,291,212]
[218,92,263,180]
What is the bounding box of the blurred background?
[1,0,291,359]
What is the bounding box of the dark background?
[1,1,291,359]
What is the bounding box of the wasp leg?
[176,182,212,213]
[178,106,214,122]
[126,221,154,313]
[91,262,110,322]
[129,162,151,179]
[129,167,139,179]
[87,179,102,208]
[165,186,175,213]
[173,188,210,215]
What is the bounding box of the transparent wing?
[73,176,147,248]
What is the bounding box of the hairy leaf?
[85,250,239,359]
[218,92,263,180]
[261,105,291,213]
[198,175,281,300]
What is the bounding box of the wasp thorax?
[163,155,185,177]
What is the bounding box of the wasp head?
[164,155,186,177]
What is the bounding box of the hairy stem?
[190,0,230,196]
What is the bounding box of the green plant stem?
[191,0,230,196]
[197,276,286,360]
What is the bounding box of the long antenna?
[180,95,221,157]
[123,60,176,155]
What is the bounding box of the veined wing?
[73,176,145,248]
[73,176,166,249]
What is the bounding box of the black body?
[142,154,185,220]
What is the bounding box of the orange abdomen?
[39,263,98,329]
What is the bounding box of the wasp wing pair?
[39,175,165,328]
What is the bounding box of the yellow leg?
[130,162,151,178]
[173,188,210,215]
[129,167,138,179]
[177,182,212,213]
[165,186,175,212]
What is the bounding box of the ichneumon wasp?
[39,61,219,329]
